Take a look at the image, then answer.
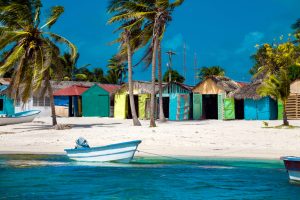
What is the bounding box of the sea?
[0,155,300,200]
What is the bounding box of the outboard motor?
[75,137,90,149]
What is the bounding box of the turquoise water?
[1,155,300,199]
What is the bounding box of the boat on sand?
[0,110,40,126]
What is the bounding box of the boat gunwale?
[281,156,300,161]
[64,140,142,153]
[0,110,41,119]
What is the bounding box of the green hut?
[82,85,110,117]
[0,85,15,116]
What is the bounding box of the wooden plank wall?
[286,94,300,119]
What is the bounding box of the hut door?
[114,94,127,119]
[224,98,235,120]
[193,94,202,120]
[217,94,224,120]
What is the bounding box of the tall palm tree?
[198,66,225,81]
[0,0,77,126]
[108,3,144,126]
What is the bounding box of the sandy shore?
[0,117,300,159]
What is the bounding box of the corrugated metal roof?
[98,84,121,93]
[53,85,90,96]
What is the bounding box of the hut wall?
[114,94,127,119]
[278,100,283,120]
[169,94,190,120]
[82,85,110,117]
[217,94,225,120]
[244,97,277,120]
[138,94,150,119]
[290,80,300,94]
[286,94,300,119]
[0,95,14,116]
[193,93,202,120]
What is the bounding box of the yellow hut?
[114,81,161,119]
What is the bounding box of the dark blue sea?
[0,155,300,200]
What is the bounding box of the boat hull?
[65,140,142,163]
[281,156,300,183]
[0,110,40,126]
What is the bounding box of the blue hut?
[0,85,15,116]
[232,81,278,120]
[159,82,192,120]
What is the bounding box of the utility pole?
[166,50,176,83]
[183,43,187,81]
[193,52,200,85]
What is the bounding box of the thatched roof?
[117,81,167,94]
[230,79,262,100]
[193,76,242,94]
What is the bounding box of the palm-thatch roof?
[117,81,167,94]
[193,76,243,94]
[230,79,263,100]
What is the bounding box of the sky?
[43,0,300,85]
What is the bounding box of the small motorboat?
[281,156,300,183]
[65,138,142,163]
[0,110,41,126]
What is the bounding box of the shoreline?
[0,117,300,160]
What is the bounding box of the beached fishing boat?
[281,156,300,183]
[65,139,142,163]
[0,110,41,126]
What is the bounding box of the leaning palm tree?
[0,0,76,126]
[108,3,144,126]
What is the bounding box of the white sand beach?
[0,117,300,159]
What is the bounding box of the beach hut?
[98,84,121,117]
[53,85,90,117]
[159,82,192,120]
[232,80,278,120]
[114,81,161,119]
[192,76,242,120]
[0,85,14,116]
[81,85,110,117]
[278,79,300,120]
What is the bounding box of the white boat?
[0,110,41,126]
[65,140,142,163]
[281,156,300,183]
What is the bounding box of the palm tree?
[198,66,225,81]
[0,0,77,126]
[108,4,143,126]
[107,56,127,84]
[257,68,290,126]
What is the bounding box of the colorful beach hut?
[81,85,110,117]
[159,82,192,120]
[278,79,300,120]
[232,80,278,120]
[0,85,14,116]
[192,76,243,120]
[114,81,161,119]
[53,85,89,117]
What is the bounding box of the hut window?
[33,97,38,106]
[0,99,3,111]
[44,97,50,106]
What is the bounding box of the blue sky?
[43,0,300,85]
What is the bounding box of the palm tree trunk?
[150,37,158,127]
[126,32,141,126]
[47,82,57,126]
[283,100,289,126]
[158,41,166,122]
